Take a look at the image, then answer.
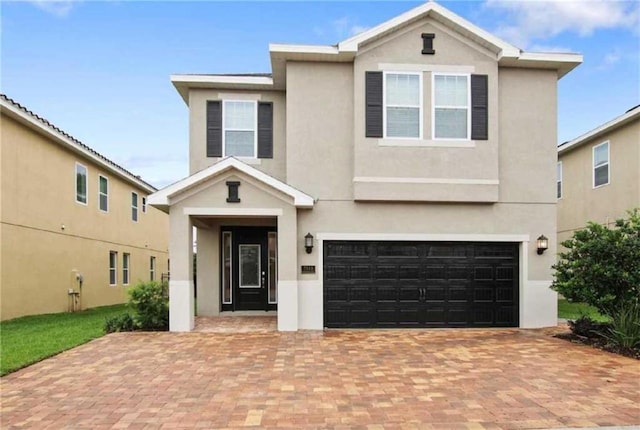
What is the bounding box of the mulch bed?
[554,332,640,360]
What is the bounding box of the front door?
[221,226,277,311]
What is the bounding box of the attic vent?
[421,33,435,55]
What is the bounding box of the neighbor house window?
[131,192,138,222]
[557,162,563,199]
[142,197,147,213]
[75,163,88,204]
[123,253,130,285]
[109,251,117,286]
[593,141,609,188]
[223,100,256,157]
[99,175,109,212]
[433,74,470,139]
[384,72,422,138]
[150,256,156,281]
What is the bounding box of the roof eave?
[170,75,276,105]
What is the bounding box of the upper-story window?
[131,192,139,222]
[224,100,257,157]
[75,163,88,205]
[384,72,422,138]
[99,175,109,212]
[557,162,562,199]
[433,74,470,140]
[593,141,609,188]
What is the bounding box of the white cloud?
[315,16,370,40]
[485,0,640,48]
[529,44,573,53]
[27,0,81,17]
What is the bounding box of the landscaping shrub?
[127,281,169,330]
[568,316,610,339]
[601,302,640,349]
[104,313,135,333]
[552,208,640,317]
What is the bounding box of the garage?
[323,241,519,328]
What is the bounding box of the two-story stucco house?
[149,2,582,332]
[557,105,640,247]
[1,95,169,320]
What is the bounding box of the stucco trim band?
[183,208,283,217]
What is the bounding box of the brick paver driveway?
[1,322,639,429]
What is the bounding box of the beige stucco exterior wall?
[188,90,286,181]
[1,115,169,320]
[557,119,640,245]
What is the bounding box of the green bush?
[552,208,640,317]
[601,302,640,349]
[104,313,135,333]
[127,281,169,331]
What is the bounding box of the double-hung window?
[556,162,563,199]
[109,251,117,286]
[433,74,470,139]
[99,175,109,212]
[75,163,88,204]
[223,100,257,157]
[131,192,138,222]
[593,142,609,188]
[384,72,422,138]
[123,253,130,285]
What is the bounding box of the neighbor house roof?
[148,156,315,212]
[171,1,582,101]
[0,94,157,194]
[558,105,640,156]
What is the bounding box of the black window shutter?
[471,74,488,140]
[365,71,383,138]
[257,102,273,159]
[206,101,222,157]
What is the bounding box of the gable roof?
[172,1,582,97]
[0,94,157,193]
[558,105,640,155]
[147,157,315,212]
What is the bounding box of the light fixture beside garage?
[536,235,549,255]
[304,233,314,254]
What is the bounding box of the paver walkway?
[1,322,639,429]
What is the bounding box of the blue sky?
[2,0,639,188]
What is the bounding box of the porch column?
[169,210,194,332]
[196,227,219,316]
[277,207,298,331]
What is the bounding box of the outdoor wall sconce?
[536,235,549,255]
[304,232,314,254]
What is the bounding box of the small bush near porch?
[0,304,127,376]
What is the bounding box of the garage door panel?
[324,241,518,328]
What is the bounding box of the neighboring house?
[557,105,640,247]
[149,2,582,332]
[0,95,169,320]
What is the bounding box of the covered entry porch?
[148,157,314,332]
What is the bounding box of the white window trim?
[150,256,156,281]
[221,100,258,158]
[592,141,610,189]
[222,231,233,304]
[268,231,278,304]
[238,244,261,289]
[557,161,563,199]
[75,162,88,206]
[99,175,109,212]
[131,191,139,222]
[383,71,423,140]
[109,251,118,286]
[123,253,130,286]
[431,73,471,141]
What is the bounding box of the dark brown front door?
[221,226,277,311]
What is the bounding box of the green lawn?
[558,299,609,322]
[0,304,127,376]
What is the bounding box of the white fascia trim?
[269,43,339,55]
[338,1,519,58]
[316,233,530,243]
[148,157,314,208]
[517,52,583,63]
[0,99,156,194]
[183,208,283,217]
[559,107,640,155]
[354,176,499,185]
[170,74,274,86]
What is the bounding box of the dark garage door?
[323,241,519,328]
